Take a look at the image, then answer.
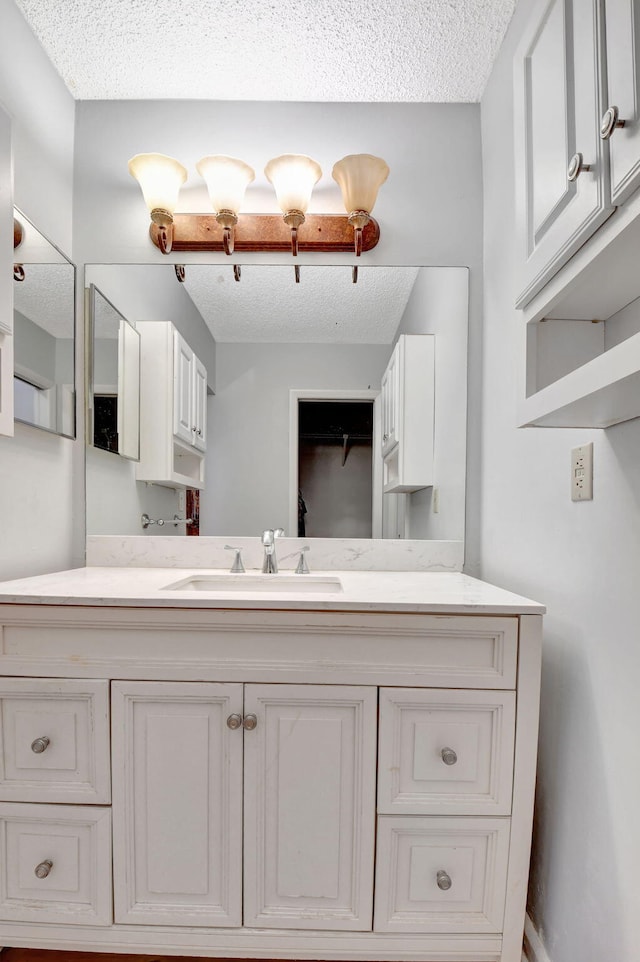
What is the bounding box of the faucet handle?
[224,545,245,573]
[295,545,310,575]
[274,527,285,538]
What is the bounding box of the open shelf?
[519,190,640,428]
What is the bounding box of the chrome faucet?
[262,527,284,573]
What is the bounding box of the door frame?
[288,388,381,538]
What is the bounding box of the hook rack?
[141,513,193,529]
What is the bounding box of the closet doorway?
[289,390,380,539]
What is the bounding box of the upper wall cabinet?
[0,104,13,437]
[136,321,207,489]
[514,0,612,309]
[515,0,640,428]
[381,335,434,493]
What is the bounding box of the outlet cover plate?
[571,442,593,501]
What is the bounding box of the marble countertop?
[0,567,545,614]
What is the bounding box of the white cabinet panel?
[0,802,112,925]
[111,681,243,927]
[377,688,516,815]
[173,331,194,446]
[193,354,207,452]
[514,0,612,307]
[0,679,110,804]
[0,104,13,436]
[603,0,640,203]
[374,816,511,934]
[243,683,377,930]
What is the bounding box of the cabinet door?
[192,355,207,453]
[243,683,377,930]
[111,682,243,927]
[514,0,613,307]
[172,331,194,446]
[0,104,13,436]
[381,347,398,456]
[603,0,640,204]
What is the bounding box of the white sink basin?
[162,573,343,594]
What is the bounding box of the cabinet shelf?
[519,190,640,429]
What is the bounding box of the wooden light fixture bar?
[150,213,380,254]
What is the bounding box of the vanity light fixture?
[127,152,387,280]
[128,152,188,254]
[332,154,390,283]
[13,217,24,281]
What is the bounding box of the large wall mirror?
[13,208,76,438]
[85,264,468,543]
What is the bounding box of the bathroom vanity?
[0,565,543,962]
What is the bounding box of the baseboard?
[523,913,552,962]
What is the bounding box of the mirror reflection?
[85,264,468,543]
[13,209,76,438]
[88,284,141,460]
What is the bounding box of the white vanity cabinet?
[380,334,434,493]
[0,597,542,962]
[136,321,207,489]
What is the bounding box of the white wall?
[0,0,77,581]
[481,4,640,961]
[204,342,390,535]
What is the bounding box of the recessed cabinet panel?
[377,688,516,815]
[603,0,640,204]
[0,679,110,803]
[373,816,511,933]
[514,0,612,307]
[243,683,377,930]
[173,331,194,446]
[111,681,243,927]
[0,802,112,925]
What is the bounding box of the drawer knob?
[567,152,592,182]
[243,713,258,731]
[436,869,452,891]
[600,105,626,140]
[31,736,50,754]
[34,859,53,879]
[441,747,458,766]
[226,713,243,730]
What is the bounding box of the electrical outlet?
[571,443,593,501]
[177,489,186,512]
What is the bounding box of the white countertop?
[0,567,545,614]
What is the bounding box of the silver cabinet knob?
[243,713,258,731]
[436,870,452,891]
[567,152,592,182]
[34,859,53,879]
[31,736,50,754]
[227,713,243,730]
[441,747,458,766]
[600,105,626,140]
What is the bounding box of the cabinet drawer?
[378,688,515,815]
[0,802,112,925]
[0,678,110,803]
[373,816,510,933]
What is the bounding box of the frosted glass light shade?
[264,154,322,213]
[128,153,187,215]
[332,154,389,214]
[196,155,255,214]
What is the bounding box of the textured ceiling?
[14,264,75,339]
[183,265,420,343]
[14,0,516,102]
